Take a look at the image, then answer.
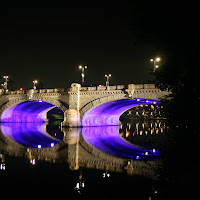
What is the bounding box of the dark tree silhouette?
[131,3,200,199]
[132,2,200,130]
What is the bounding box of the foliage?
[132,2,200,132]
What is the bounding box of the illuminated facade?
[0,83,169,126]
[1,101,56,123]
[1,122,62,148]
[82,99,158,126]
[82,126,159,159]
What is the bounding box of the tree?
[131,3,200,198]
[132,2,200,131]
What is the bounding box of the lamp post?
[33,80,38,90]
[3,76,9,93]
[79,65,87,85]
[150,57,161,72]
[105,74,111,86]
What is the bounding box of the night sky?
[0,2,155,90]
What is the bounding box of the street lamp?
[79,65,87,85]
[3,76,9,92]
[105,74,111,86]
[33,80,38,90]
[150,57,161,72]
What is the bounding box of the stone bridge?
[0,126,161,177]
[0,83,170,126]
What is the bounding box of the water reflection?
[119,120,169,149]
[0,121,163,178]
[82,126,159,160]
[0,122,63,148]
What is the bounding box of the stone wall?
[0,83,170,126]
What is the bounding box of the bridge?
[0,83,169,127]
[0,124,161,178]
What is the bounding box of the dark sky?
[0,2,155,90]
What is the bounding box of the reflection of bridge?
[0,83,169,126]
[0,126,161,178]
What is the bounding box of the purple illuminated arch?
[1,123,62,148]
[1,101,56,123]
[82,98,159,126]
[82,126,160,159]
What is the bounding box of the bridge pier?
[63,83,82,127]
[63,109,82,127]
[0,83,170,126]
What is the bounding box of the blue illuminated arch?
[82,98,158,126]
[82,126,160,159]
[0,101,58,123]
[1,123,62,148]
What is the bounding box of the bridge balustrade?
[79,85,127,91]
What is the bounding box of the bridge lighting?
[50,143,54,147]
[156,57,161,62]
[0,164,5,170]
[103,171,110,178]
[30,159,36,165]
[105,74,111,86]
[37,145,42,149]
[79,65,87,85]
[150,57,161,72]
[33,80,38,90]
[3,75,9,93]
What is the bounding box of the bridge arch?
[79,93,126,120]
[81,98,159,126]
[0,97,68,123]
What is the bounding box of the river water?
[0,119,171,199]
[1,119,198,199]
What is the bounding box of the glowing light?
[30,159,36,165]
[51,143,54,147]
[156,57,161,62]
[82,126,160,159]
[75,183,80,189]
[0,123,62,148]
[0,101,56,123]
[0,164,6,170]
[82,99,159,126]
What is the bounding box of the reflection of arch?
[82,98,159,126]
[81,126,160,159]
[1,123,61,148]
